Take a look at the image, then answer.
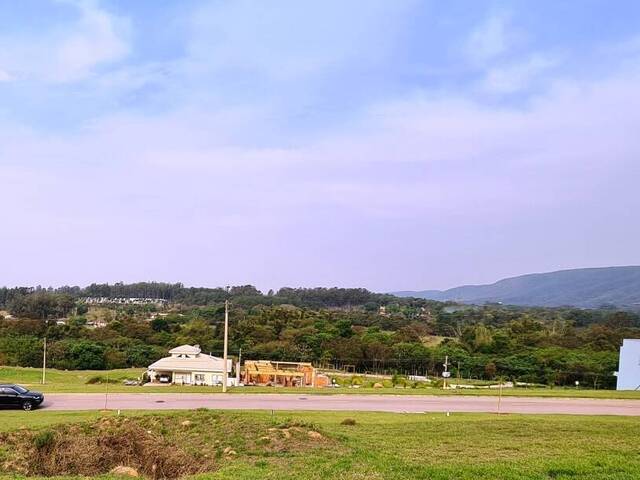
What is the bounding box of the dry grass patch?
[0,411,334,479]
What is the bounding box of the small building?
[86,319,107,329]
[616,339,640,390]
[147,345,233,386]
[243,360,329,388]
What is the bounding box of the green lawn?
[2,366,638,399]
[1,409,639,479]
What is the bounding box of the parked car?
[0,384,45,411]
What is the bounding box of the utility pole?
[42,319,48,385]
[42,336,47,384]
[222,286,230,393]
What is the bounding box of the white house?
[147,345,233,386]
[616,339,640,390]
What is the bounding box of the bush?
[85,375,119,385]
[392,374,409,388]
[432,379,444,388]
[340,418,357,426]
[33,430,55,450]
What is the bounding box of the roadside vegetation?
[1,410,640,479]
[0,283,637,391]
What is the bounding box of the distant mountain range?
[393,266,640,309]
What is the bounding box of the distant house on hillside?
[86,319,107,329]
[616,339,640,390]
[147,345,234,386]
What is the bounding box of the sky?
[1,0,639,293]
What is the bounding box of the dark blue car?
[0,384,44,411]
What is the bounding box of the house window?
[194,374,206,384]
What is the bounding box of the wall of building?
[617,339,640,390]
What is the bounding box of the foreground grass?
[2,366,637,399]
[1,409,639,479]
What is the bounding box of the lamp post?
[42,318,49,385]
[222,286,230,393]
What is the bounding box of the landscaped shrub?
[85,375,119,385]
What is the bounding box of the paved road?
[36,393,640,416]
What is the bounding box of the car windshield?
[12,386,28,394]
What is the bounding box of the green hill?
[394,266,640,308]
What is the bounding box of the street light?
[42,318,49,385]
[222,286,230,393]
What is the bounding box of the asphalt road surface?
[34,393,640,416]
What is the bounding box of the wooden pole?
[222,298,229,393]
[41,335,47,385]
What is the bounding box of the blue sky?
[1,0,639,291]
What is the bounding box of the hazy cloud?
[0,0,129,83]
[1,1,640,290]
[482,53,560,93]
[465,12,514,64]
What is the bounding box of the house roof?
[148,353,231,373]
[169,344,202,355]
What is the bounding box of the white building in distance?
[147,345,233,386]
[616,339,640,390]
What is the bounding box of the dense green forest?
[0,283,394,309]
[1,283,637,388]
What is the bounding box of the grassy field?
[2,366,638,399]
[1,409,639,479]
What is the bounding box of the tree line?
[0,283,401,311]
[1,285,637,388]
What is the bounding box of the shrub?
[85,375,119,385]
[33,430,55,450]
[340,418,357,426]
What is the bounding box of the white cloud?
[4,53,637,217]
[465,12,513,64]
[1,46,639,289]
[482,53,560,93]
[0,0,130,83]
[188,0,416,81]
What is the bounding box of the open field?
[1,410,640,479]
[2,366,638,399]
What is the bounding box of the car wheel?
[22,401,33,411]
